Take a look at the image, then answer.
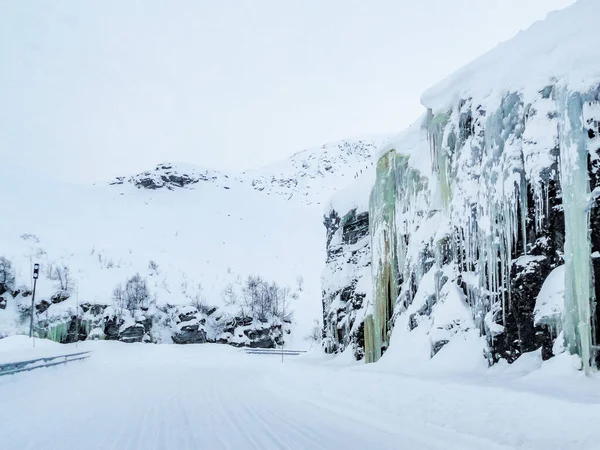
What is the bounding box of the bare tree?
[113,273,150,313]
[148,260,160,276]
[189,283,212,314]
[49,263,72,293]
[20,233,39,243]
[125,273,150,310]
[221,282,239,312]
[296,275,304,292]
[306,319,322,347]
[241,275,293,322]
[112,284,125,319]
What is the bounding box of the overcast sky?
[0,0,574,182]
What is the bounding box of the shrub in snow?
[296,275,304,292]
[241,275,292,323]
[187,283,214,315]
[221,282,238,307]
[49,263,73,294]
[113,273,150,316]
[148,260,160,276]
[306,319,322,346]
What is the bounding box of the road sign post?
[30,263,39,342]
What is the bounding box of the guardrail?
[0,351,92,377]
[244,348,307,356]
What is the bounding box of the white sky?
[0,0,574,182]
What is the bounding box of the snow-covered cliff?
[321,173,375,359]
[323,0,600,372]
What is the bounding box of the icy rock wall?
[365,84,600,369]
[321,208,371,359]
[0,287,286,348]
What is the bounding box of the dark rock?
[322,207,371,358]
[0,296,6,310]
[243,326,281,348]
[109,177,125,185]
[36,300,51,314]
[51,292,69,304]
[80,303,107,315]
[431,339,449,357]
[63,316,91,344]
[587,123,600,366]
[323,210,342,249]
[120,324,145,343]
[224,316,253,334]
[137,178,159,189]
[235,316,253,327]
[141,316,153,334]
[491,180,563,363]
[342,210,369,245]
[178,310,197,323]
[104,316,121,340]
[172,325,207,344]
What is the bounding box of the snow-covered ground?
[1,336,598,450]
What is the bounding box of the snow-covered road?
[1,340,599,450]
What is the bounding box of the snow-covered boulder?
[534,265,565,327]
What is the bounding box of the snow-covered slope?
[422,0,600,113]
[323,0,600,372]
[0,136,385,347]
[241,137,385,204]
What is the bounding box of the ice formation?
[323,0,600,372]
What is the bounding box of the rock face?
[25,299,286,349]
[172,324,207,344]
[221,316,284,349]
[354,87,600,368]
[323,92,595,365]
[171,306,208,344]
[120,324,146,343]
[322,0,600,369]
[322,207,372,359]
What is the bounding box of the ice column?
[558,89,595,373]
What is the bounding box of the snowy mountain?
[323,0,600,372]
[241,138,381,203]
[108,138,384,203]
[0,135,387,348]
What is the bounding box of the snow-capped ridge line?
[110,135,390,204]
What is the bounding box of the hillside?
[0,136,386,348]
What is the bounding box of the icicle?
[558,88,595,373]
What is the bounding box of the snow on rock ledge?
[110,163,232,190]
